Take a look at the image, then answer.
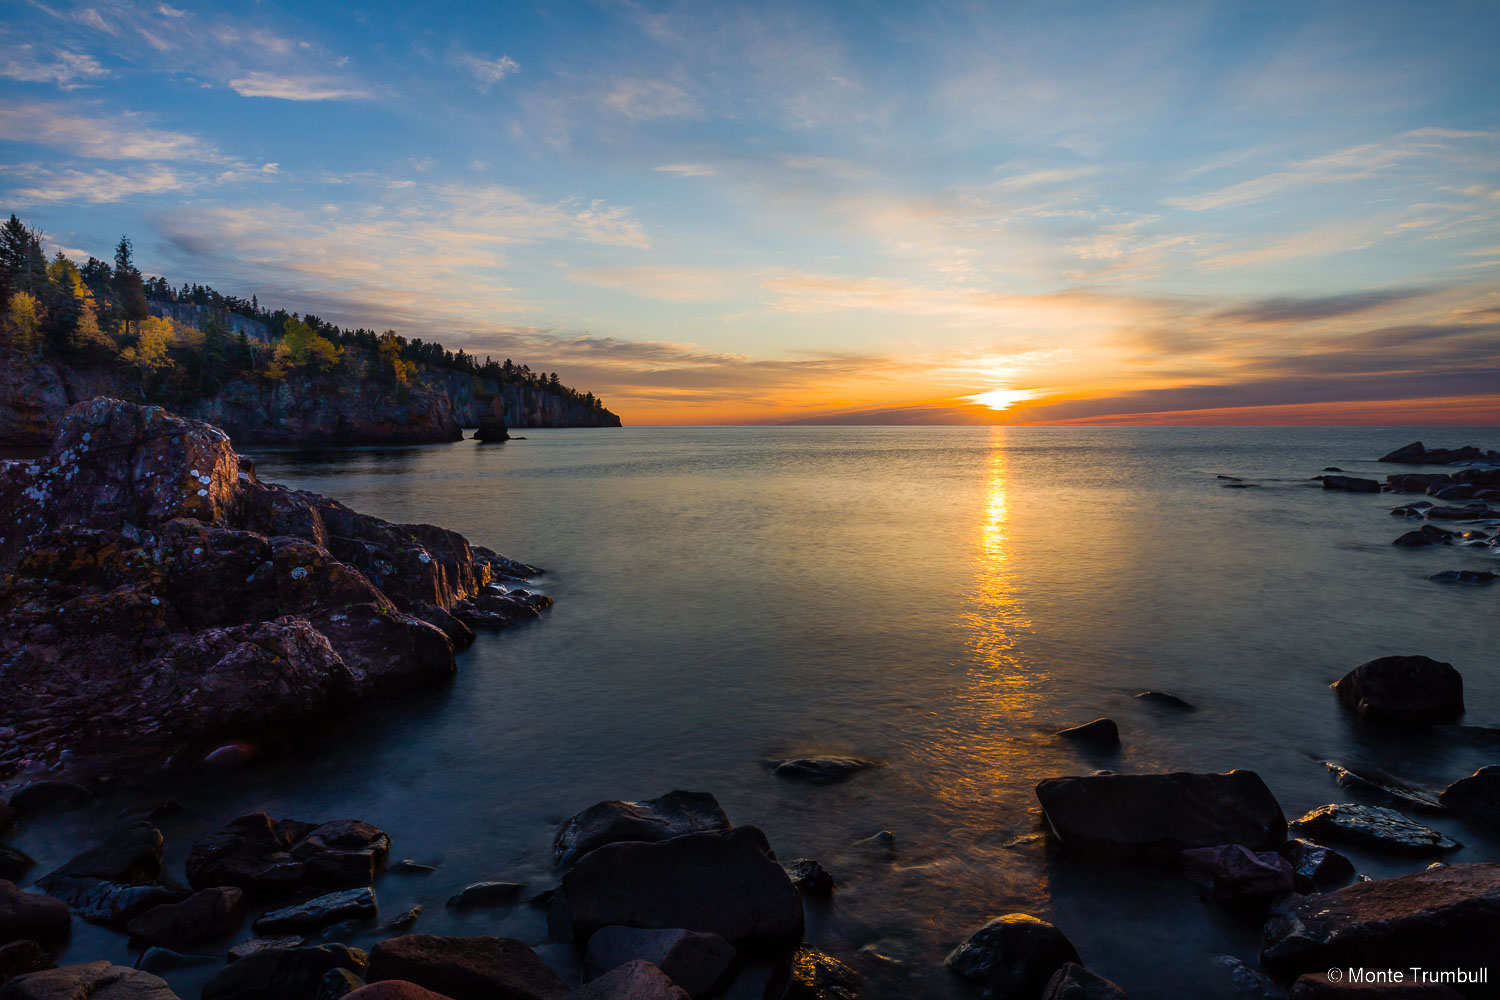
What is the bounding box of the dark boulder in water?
[445,882,523,910]
[1035,770,1286,858]
[770,756,879,784]
[946,914,1081,999]
[1279,838,1354,891]
[1320,475,1380,493]
[1429,570,1497,585]
[0,938,54,981]
[366,934,566,1000]
[572,960,687,1000]
[1042,963,1131,1000]
[787,946,860,1000]
[585,926,736,996]
[35,822,190,927]
[1055,719,1120,748]
[203,943,367,1000]
[1425,505,1499,520]
[1179,844,1295,908]
[1378,442,1486,464]
[1392,525,1452,546]
[1134,691,1194,710]
[1290,804,1460,854]
[1439,766,1500,826]
[561,826,803,947]
[1260,863,1500,982]
[552,790,730,870]
[783,858,836,898]
[3,961,179,999]
[252,887,377,935]
[472,414,510,442]
[126,886,248,950]
[1387,473,1454,492]
[0,880,71,946]
[0,846,36,883]
[186,813,390,897]
[1331,655,1463,729]
[6,781,93,816]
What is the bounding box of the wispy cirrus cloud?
[0,102,222,161]
[4,163,192,204]
[228,72,370,102]
[0,38,108,88]
[454,50,520,92]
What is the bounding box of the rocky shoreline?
[2,424,1499,999]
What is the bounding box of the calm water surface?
[19,426,1500,998]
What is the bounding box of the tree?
[120,315,175,394]
[112,235,149,336]
[2,291,42,354]
[280,317,341,371]
[1,215,46,310]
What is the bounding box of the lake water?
[17,425,1500,998]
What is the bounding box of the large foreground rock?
[0,398,548,777]
[1439,767,1500,826]
[561,826,803,948]
[1034,771,1286,857]
[571,961,688,1000]
[0,961,179,999]
[1331,656,1464,729]
[34,823,188,926]
[126,886,247,949]
[1261,863,1500,987]
[1042,964,1131,1000]
[366,935,566,1000]
[552,791,730,869]
[0,883,70,946]
[946,914,1081,999]
[202,943,366,1000]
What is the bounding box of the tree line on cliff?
[0,213,611,415]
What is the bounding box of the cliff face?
[0,352,621,446]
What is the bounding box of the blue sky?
[2,0,1497,423]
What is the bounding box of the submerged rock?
[1133,691,1194,711]
[561,826,803,947]
[946,914,1080,999]
[366,934,566,1000]
[1261,863,1500,981]
[1330,656,1464,729]
[1322,761,1443,812]
[1290,804,1461,854]
[552,790,730,870]
[1392,526,1452,546]
[1041,963,1131,1000]
[1429,570,1497,585]
[1279,839,1355,892]
[1035,771,1286,858]
[252,887,377,935]
[770,757,879,784]
[1438,766,1500,826]
[783,858,836,898]
[6,782,93,816]
[34,822,188,926]
[1055,719,1119,748]
[1321,476,1380,493]
[445,882,522,910]
[186,813,389,896]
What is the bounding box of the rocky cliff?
[0,352,621,446]
[0,398,552,777]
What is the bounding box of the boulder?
[1387,473,1454,492]
[585,927,735,996]
[1179,844,1295,907]
[135,948,221,975]
[449,590,553,630]
[569,961,687,1000]
[786,947,860,1000]
[228,935,305,961]
[319,967,366,999]
[782,859,836,898]
[187,813,389,896]
[1322,476,1381,493]
[561,826,803,948]
[33,823,187,926]
[1288,973,1463,998]
[1323,762,1443,812]
[770,757,878,784]
[6,783,92,816]
[1437,767,1500,826]
[1330,656,1464,729]
[1392,527,1451,547]
[446,882,523,910]
[1134,691,1194,711]
[0,940,52,983]
[1034,771,1286,858]
[345,984,455,1000]
[1425,506,1499,520]
[1042,963,1131,1000]
[1214,954,1286,1000]
[0,961,179,999]
[552,791,729,869]
[0,849,34,885]
[1379,443,1485,465]
[203,944,367,1000]
[1429,571,1497,585]
[1055,719,1119,748]
[381,906,422,933]
[946,914,1080,999]
[253,887,377,934]
[365,935,567,1000]
[1290,804,1460,854]
[1279,839,1355,891]
[1261,863,1500,982]
[473,415,510,443]
[126,886,247,949]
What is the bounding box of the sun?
[967,388,1035,412]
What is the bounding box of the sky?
[2,0,1497,425]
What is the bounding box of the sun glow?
[967,388,1035,412]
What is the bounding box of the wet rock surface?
[1179,844,1295,908]
[1279,839,1355,891]
[585,926,735,997]
[561,826,803,948]
[786,947,860,1000]
[770,757,879,784]
[34,822,188,926]
[946,914,1081,999]
[1290,804,1461,854]
[125,886,247,950]
[1261,863,1500,982]
[782,858,836,898]
[1,960,180,999]
[1321,476,1380,493]
[1330,656,1465,729]
[366,934,567,1000]
[1438,766,1500,826]
[0,398,550,777]
[1042,963,1131,1000]
[445,882,522,911]
[202,943,367,1000]
[1035,770,1286,857]
[186,813,390,896]
[570,960,687,1000]
[251,887,377,935]
[551,791,730,870]
[1055,719,1120,748]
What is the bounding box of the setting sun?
[968,388,1036,412]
